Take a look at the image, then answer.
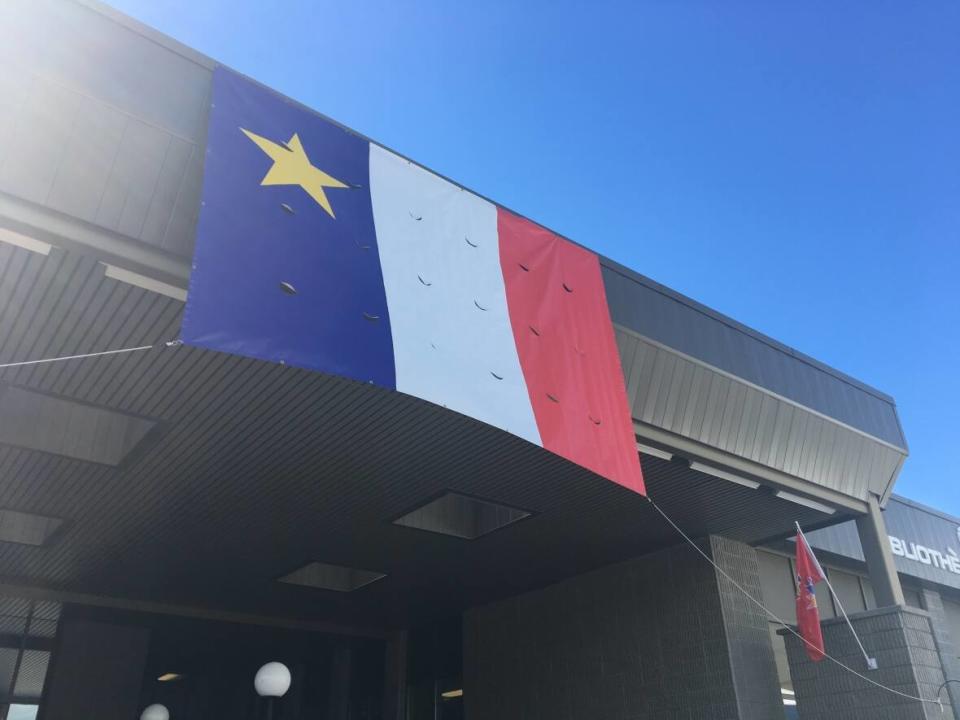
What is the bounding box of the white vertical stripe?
[369,146,541,446]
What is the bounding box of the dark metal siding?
[805,497,960,591]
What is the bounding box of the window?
[943,597,960,642]
[825,569,866,615]
[0,599,59,708]
[757,551,800,719]
[902,587,923,609]
[862,578,877,610]
[407,617,462,720]
[7,706,38,720]
[765,627,799,720]
[757,551,797,624]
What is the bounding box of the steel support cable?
[0,340,181,369]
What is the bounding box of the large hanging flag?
[795,524,827,661]
[181,67,644,495]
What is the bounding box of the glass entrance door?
[406,617,463,720]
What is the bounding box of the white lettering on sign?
[889,534,960,576]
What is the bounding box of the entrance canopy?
[0,240,839,632]
[0,0,907,637]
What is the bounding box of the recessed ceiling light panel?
[393,492,530,540]
[278,562,385,592]
[0,386,156,466]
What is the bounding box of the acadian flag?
[181,67,644,495]
[795,523,827,662]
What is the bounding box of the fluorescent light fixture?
[441,689,463,699]
[101,263,187,302]
[689,461,760,490]
[278,561,386,592]
[775,490,835,515]
[394,492,530,540]
[157,673,183,682]
[783,698,797,706]
[781,688,795,696]
[0,228,51,255]
[636,443,673,461]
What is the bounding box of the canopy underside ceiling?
[0,242,840,631]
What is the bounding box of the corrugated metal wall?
[603,264,905,450]
[617,328,905,500]
[805,497,960,591]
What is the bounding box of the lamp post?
[254,661,291,720]
[140,704,169,720]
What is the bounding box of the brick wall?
[782,606,954,720]
[711,536,784,718]
[463,536,781,720]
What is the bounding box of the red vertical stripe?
[498,210,645,495]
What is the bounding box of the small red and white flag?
[795,523,827,662]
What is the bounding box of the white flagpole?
[796,522,878,671]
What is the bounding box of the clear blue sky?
[109,0,960,513]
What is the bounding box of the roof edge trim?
[890,494,960,526]
[73,0,216,70]
[603,257,897,408]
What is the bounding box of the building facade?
[0,1,949,719]
[761,496,960,717]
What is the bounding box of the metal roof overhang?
[0,216,847,633]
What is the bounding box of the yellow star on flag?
[240,128,348,218]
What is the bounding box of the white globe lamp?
[140,704,170,720]
[254,661,291,698]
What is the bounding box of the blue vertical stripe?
[182,67,396,389]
